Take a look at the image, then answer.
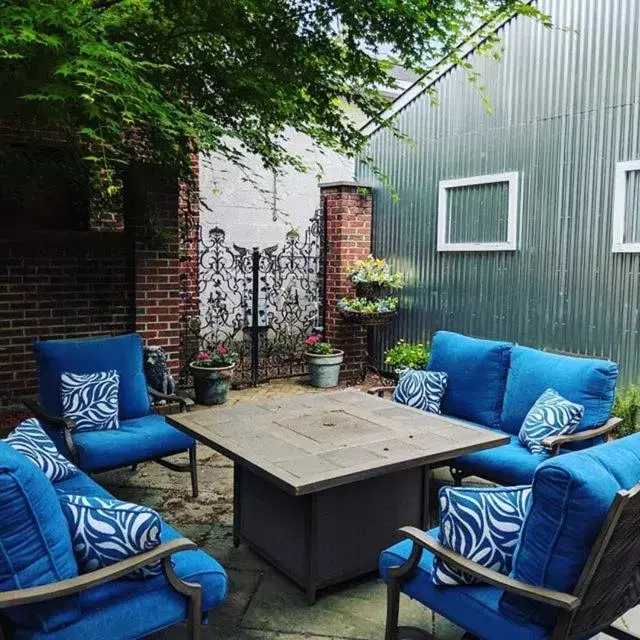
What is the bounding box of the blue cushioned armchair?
[370,331,621,486]
[25,333,199,497]
[0,441,227,640]
[380,434,640,640]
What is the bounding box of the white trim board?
[612,159,640,253]
[437,171,519,252]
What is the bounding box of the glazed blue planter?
[190,363,235,405]
[306,350,344,388]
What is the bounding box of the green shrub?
[384,339,430,371]
[612,385,640,438]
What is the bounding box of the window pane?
[446,181,509,244]
[624,169,640,244]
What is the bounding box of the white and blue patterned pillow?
[432,485,532,586]
[60,370,120,433]
[58,494,162,579]
[518,388,584,455]
[5,418,78,482]
[393,369,448,414]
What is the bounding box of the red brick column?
[126,161,199,378]
[321,182,372,382]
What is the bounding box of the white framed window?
[437,171,519,252]
[612,160,640,253]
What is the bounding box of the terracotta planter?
[306,350,344,388]
[190,362,235,405]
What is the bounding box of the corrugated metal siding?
[447,182,509,244]
[358,0,640,384]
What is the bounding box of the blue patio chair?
[0,440,227,639]
[24,333,199,497]
[380,433,640,640]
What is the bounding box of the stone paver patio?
[97,378,639,640]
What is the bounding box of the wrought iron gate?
[180,212,325,387]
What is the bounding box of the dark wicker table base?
[233,463,431,604]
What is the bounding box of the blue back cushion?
[427,331,512,428]
[500,434,640,626]
[34,333,151,421]
[500,346,618,437]
[0,442,80,630]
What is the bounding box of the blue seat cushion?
[0,442,80,632]
[14,519,228,640]
[500,346,618,437]
[34,333,151,421]
[54,472,113,499]
[427,331,512,428]
[49,414,194,472]
[452,431,546,485]
[379,528,549,640]
[501,434,640,627]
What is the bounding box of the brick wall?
[124,162,199,379]
[0,122,199,405]
[0,232,135,402]
[321,182,373,382]
[178,158,201,382]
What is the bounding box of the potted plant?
[305,335,344,388]
[339,255,404,325]
[190,345,237,405]
[347,255,404,298]
[384,339,430,378]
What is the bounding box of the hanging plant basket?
[339,309,397,326]
[354,282,390,300]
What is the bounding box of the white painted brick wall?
[199,130,354,249]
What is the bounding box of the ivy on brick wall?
[0,0,549,198]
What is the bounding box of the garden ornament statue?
[144,346,176,403]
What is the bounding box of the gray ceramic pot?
[190,362,235,405]
[306,350,344,388]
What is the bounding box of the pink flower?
[306,335,320,346]
[196,351,210,361]
[217,345,228,354]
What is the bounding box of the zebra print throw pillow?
[392,369,448,414]
[518,388,584,455]
[5,418,78,482]
[432,485,532,587]
[58,494,163,579]
[60,370,120,432]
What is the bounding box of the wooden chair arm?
[394,526,580,611]
[148,387,193,412]
[542,417,622,455]
[21,397,78,462]
[366,386,397,398]
[0,538,197,608]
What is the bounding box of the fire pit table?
[167,389,508,603]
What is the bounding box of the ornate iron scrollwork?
[180,211,325,387]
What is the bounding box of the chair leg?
[385,577,401,640]
[189,445,199,499]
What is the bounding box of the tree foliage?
[0,0,549,187]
